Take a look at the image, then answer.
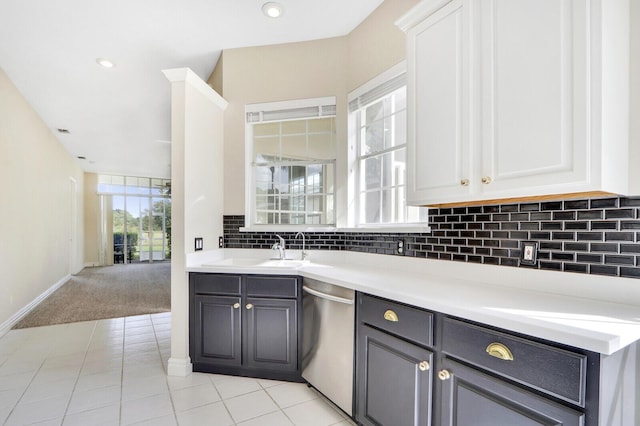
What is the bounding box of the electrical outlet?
[195,237,203,251]
[396,240,405,255]
[219,236,224,248]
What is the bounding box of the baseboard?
[167,357,193,377]
[0,274,71,337]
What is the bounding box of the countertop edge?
[186,250,640,355]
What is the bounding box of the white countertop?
[187,249,640,355]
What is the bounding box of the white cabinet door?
[479,0,589,198]
[406,0,473,205]
[400,0,628,205]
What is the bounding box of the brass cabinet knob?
[232,303,240,309]
[438,370,451,381]
[418,361,430,372]
[246,303,254,310]
[486,342,514,361]
[383,310,399,322]
[460,178,470,186]
[481,176,492,184]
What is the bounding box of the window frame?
[347,62,429,230]
[244,97,337,230]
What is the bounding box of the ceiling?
[0,0,384,179]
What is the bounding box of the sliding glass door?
[99,175,171,265]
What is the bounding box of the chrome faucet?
[296,232,307,260]
[272,234,286,259]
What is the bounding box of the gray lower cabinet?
[438,358,583,426]
[354,292,627,426]
[357,324,433,426]
[193,294,242,367]
[190,272,302,381]
[245,296,298,372]
[355,293,434,426]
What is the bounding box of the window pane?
[249,105,336,226]
[393,111,407,147]
[381,189,393,223]
[364,157,381,190]
[281,120,306,134]
[308,117,333,133]
[254,122,280,137]
[363,119,384,155]
[255,136,280,161]
[282,134,306,159]
[291,195,305,212]
[307,164,323,193]
[363,191,380,224]
[365,100,384,125]
[309,133,335,160]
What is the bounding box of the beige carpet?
[13,262,171,329]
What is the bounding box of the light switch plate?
[195,237,203,251]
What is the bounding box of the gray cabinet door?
[438,358,584,426]
[192,294,242,367]
[245,297,298,372]
[356,324,433,426]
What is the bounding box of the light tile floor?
[0,313,354,426]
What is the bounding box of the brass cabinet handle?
[232,303,240,309]
[383,310,399,322]
[418,361,430,372]
[460,178,470,186]
[438,370,451,381]
[246,303,254,310]
[486,342,514,361]
[481,176,492,184]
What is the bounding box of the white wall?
[164,68,227,376]
[630,0,640,194]
[0,67,84,333]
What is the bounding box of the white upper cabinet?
[397,0,631,206]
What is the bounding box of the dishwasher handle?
[302,285,354,305]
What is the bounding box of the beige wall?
[347,0,420,91]
[0,68,84,332]
[209,0,419,219]
[211,38,349,218]
[83,172,101,266]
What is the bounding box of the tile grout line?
[119,317,127,426]
[151,314,181,426]
[2,324,70,426]
[59,320,101,424]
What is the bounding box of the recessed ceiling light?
[262,2,284,18]
[57,128,70,134]
[96,58,115,68]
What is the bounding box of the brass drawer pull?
[232,303,240,309]
[486,342,514,361]
[418,361,430,372]
[246,303,254,310]
[460,178,470,186]
[383,310,399,322]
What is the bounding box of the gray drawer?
[191,273,241,295]
[246,276,299,298]
[442,317,587,407]
[358,294,433,347]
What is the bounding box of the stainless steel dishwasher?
[302,277,355,415]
